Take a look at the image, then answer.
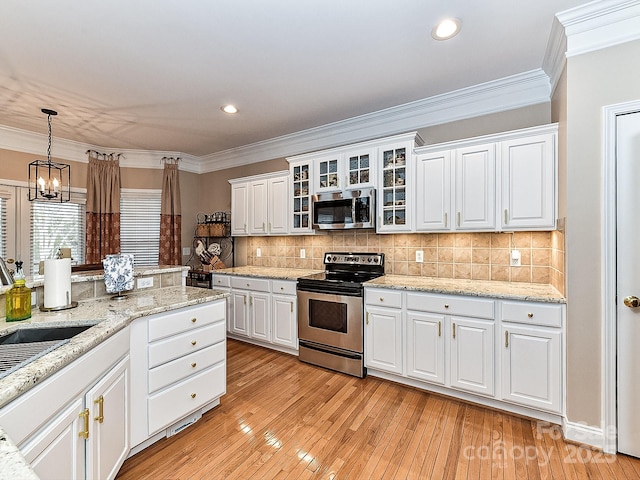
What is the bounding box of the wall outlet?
[300,249,306,259]
[137,277,154,289]
[256,248,261,257]
[182,247,191,256]
[31,291,37,307]
[510,249,521,267]
[415,250,424,263]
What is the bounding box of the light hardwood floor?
[116,339,640,479]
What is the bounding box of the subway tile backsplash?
[245,230,565,295]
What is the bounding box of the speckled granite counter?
[0,428,37,480]
[365,275,565,303]
[0,286,228,409]
[213,266,322,281]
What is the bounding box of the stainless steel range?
[297,252,384,378]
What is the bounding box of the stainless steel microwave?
[312,188,375,230]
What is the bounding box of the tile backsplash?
[244,230,565,295]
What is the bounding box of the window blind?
[30,200,86,275]
[120,190,161,267]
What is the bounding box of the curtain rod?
[86,150,124,160]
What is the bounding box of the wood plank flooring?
[116,340,640,479]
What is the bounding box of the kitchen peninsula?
[0,272,229,480]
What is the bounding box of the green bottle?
[6,261,32,322]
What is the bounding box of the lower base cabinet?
[365,286,565,420]
[0,328,130,480]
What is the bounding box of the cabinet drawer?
[272,280,296,296]
[500,301,563,327]
[365,289,403,308]
[148,301,225,341]
[148,362,226,435]
[230,276,270,292]
[149,341,225,394]
[406,293,494,319]
[212,275,231,288]
[148,322,225,368]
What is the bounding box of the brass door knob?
[624,296,640,308]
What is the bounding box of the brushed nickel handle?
[504,209,509,224]
[438,321,441,337]
[505,331,509,348]
[527,312,534,318]
[452,323,456,339]
[191,340,197,346]
[444,212,448,228]
[191,317,197,323]
[379,297,384,302]
[366,312,370,325]
[444,304,449,309]
[457,212,461,227]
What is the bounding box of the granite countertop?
[0,286,228,409]
[0,428,37,480]
[365,275,565,303]
[0,265,189,295]
[213,266,322,281]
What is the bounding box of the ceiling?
[0,0,591,159]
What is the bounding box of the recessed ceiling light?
[432,18,461,40]
[221,105,238,114]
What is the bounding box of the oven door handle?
[296,286,362,297]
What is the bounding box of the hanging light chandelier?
[28,108,70,202]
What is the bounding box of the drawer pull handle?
[505,331,509,348]
[94,395,104,423]
[191,362,197,368]
[281,287,284,290]
[444,212,448,228]
[457,212,461,227]
[444,304,449,309]
[191,393,197,399]
[191,340,197,346]
[438,321,441,337]
[246,283,250,287]
[79,409,90,439]
[452,323,456,339]
[527,312,534,318]
[191,317,197,323]
[366,312,369,325]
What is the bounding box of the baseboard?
[562,418,606,451]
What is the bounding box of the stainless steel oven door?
[297,290,363,353]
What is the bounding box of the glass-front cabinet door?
[314,155,341,193]
[378,145,411,232]
[290,161,313,233]
[345,149,376,190]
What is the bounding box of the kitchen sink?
[0,325,94,379]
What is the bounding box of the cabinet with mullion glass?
[345,150,375,189]
[315,155,341,192]
[379,146,410,232]
[290,161,313,233]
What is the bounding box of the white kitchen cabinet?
[449,316,495,397]
[271,280,298,350]
[315,154,342,192]
[230,291,250,336]
[378,144,412,232]
[290,160,313,233]
[249,291,271,342]
[230,182,249,235]
[415,150,451,231]
[231,171,289,236]
[344,148,376,190]
[500,300,563,413]
[0,328,130,480]
[129,301,227,449]
[212,274,233,333]
[365,305,403,375]
[454,143,496,230]
[406,312,445,384]
[501,133,556,229]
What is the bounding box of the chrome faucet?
[0,256,14,286]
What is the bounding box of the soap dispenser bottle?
[6,261,32,321]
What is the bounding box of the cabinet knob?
[191,340,197,346]
[191,317,197,323]
[527,312,534,318]
[379,297,384,302]
[191,362,197,368]
[444,304,449,309]
[191,393,197,399]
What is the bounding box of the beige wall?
[564,39,640,427]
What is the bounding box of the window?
[30,198,86,274]
[120,190,161,267]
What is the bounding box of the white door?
[365,307,403,374]
[250,292,270,342]
[268,176,289,235]
[454,143,496,230]
[617,110,640,457]
[272,295,297,349]
[415,150,451,231]
[449,316,494,396]
[406,312,445,384]
[230,183,249,235]
[249,180,268,234]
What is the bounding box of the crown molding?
[543,17,568,96]
[557,0,640,57]
[0,124,202,174]
[199,69,550,173]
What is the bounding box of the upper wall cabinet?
[414,124,557,233]
[230,171,289,237]
[289,160,313,234]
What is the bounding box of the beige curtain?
[159,160,182,265]
[85,152,121,264]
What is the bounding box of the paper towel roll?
[44,258,72,308]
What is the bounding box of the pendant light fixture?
[28,108,70,202]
